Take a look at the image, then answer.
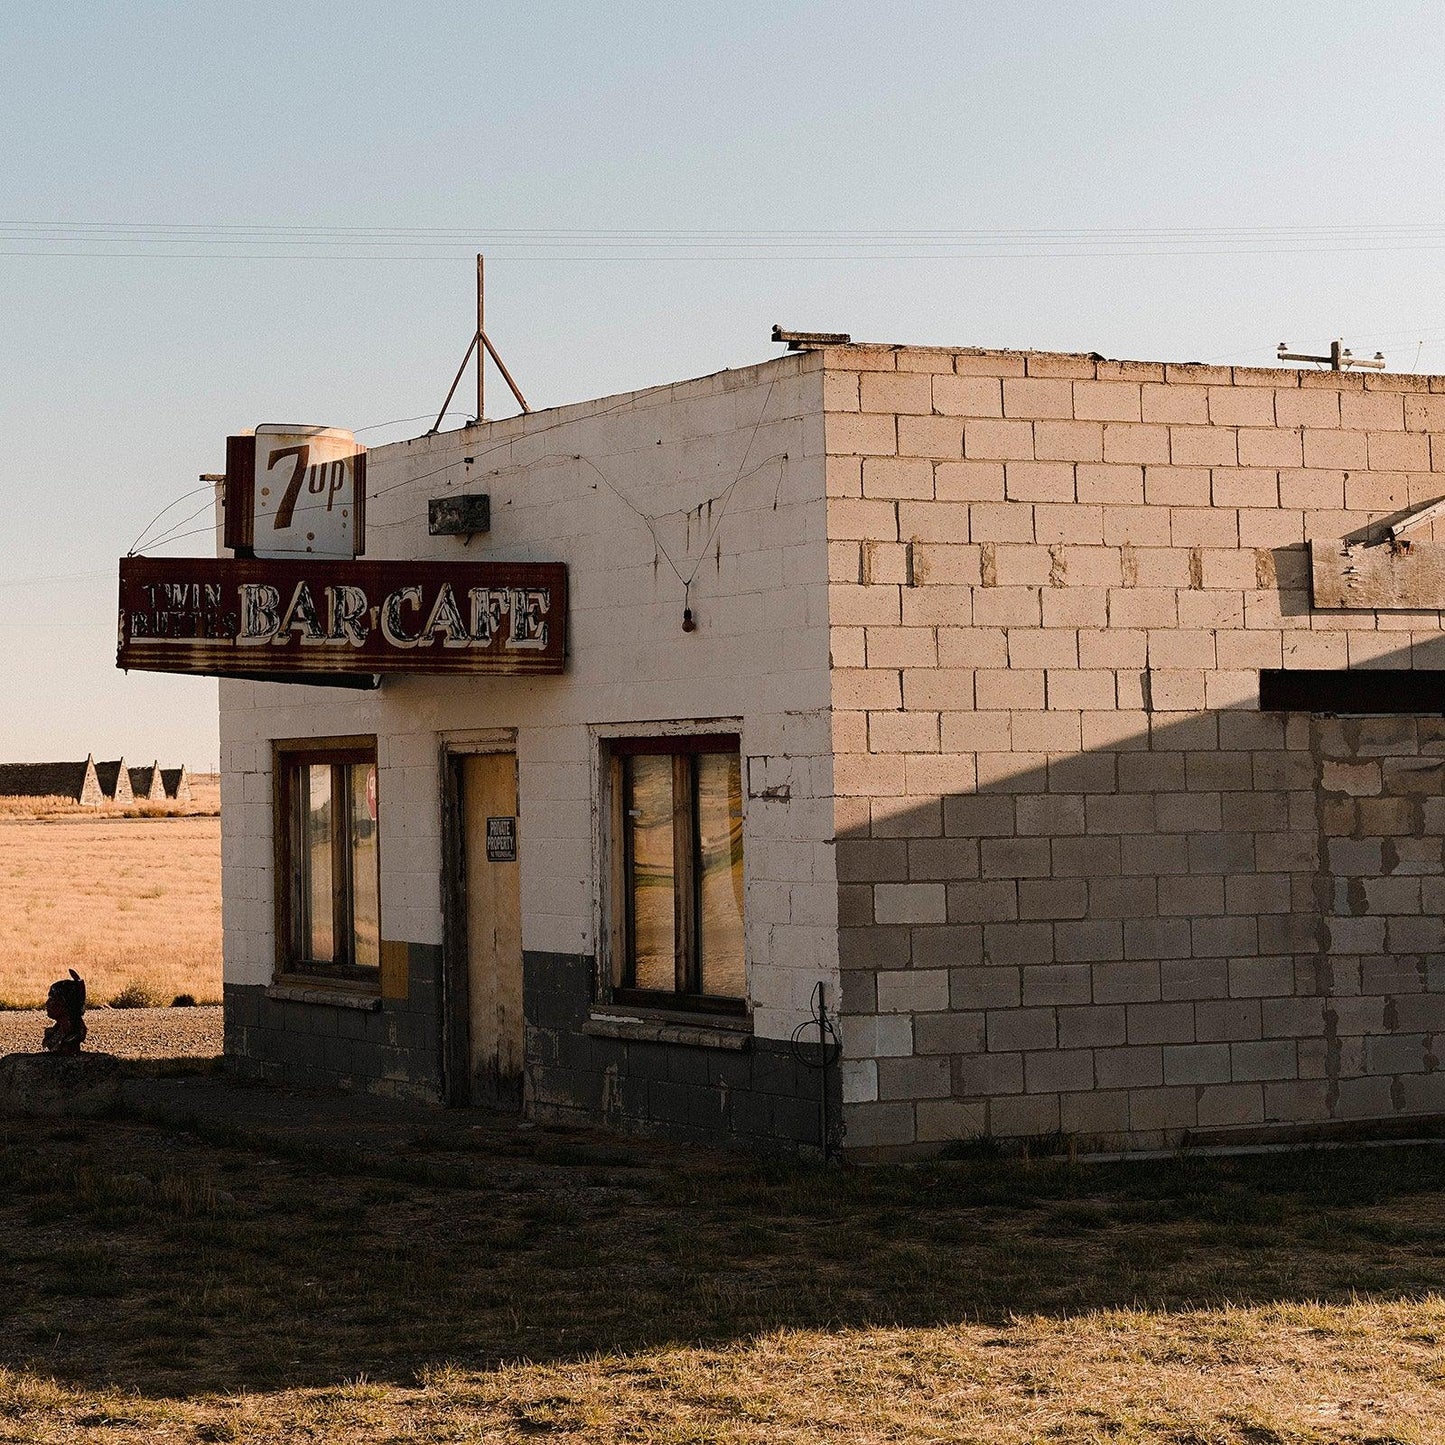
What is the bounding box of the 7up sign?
[223,425,367,559]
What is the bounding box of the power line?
[127,523,222,551]
[126,483,215,555]
[17,246,1445,263]
[15,219,1445,262]
[0,569,111,589]
[138,498,219,553]
[17,220,1445,239]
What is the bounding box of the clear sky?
[4,1,1445,766]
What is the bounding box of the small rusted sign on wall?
[117,556,567,680]
[1311,537,1445,610]
[429,494,491,537]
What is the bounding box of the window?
[275,739,380,983]
[607,735,745,1012]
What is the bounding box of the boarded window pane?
[697,751,745,998]
[349,763,380,969]
[1260,668,1445,715]
[304,765,334,962]
[627,754,675,991]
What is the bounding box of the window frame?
[272,735,381,989]
[603,732,747,1018]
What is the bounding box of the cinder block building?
[216,339,1445,1155]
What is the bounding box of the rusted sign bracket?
[1311,536,1445,610]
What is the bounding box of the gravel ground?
[0,1005,221,1059]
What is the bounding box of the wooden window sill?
[266,981,382,1012]
[584,1010,751,1050]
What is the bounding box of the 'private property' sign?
[117,557,567,681]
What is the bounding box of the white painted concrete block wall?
[826,345,1445,1153]
[221,355,838,1042]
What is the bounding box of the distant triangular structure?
[94,758,134,804]
[0,754,102,806]
[128,760,165,801]
[161,764,191,802]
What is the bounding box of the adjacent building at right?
[831,343,1445,1155]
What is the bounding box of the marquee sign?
[117,557,566,681]
[223,425,366,558]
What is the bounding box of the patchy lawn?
[2,1093,1445,1441]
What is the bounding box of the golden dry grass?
[0,774,219,821]
[3,1107,1445,1442]
[2,1302,1442,1443]
[0,814,220,1007]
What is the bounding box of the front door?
[457,751,524,1109]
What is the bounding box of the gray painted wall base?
[224,945,840,1152]
[225,942,443,1103]
[523,950,840,1153]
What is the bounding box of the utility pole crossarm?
[1277,340,1387,371]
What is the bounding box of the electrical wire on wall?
[575,377,783,631]
[574,447,788,628]
[359,374,791,635]
[791,981,843,1161]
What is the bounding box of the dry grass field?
[0,773,220,823]
[0,810,221,1008]
[1,1098,1444,1443]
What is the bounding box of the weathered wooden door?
[460,751,524,1109]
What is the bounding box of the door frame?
[439,731,518,1107]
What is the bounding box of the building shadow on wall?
[837,637,1445,1152]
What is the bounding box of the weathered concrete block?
[916,1096,989,1143]
[0,1052,121,1117]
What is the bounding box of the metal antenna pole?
[428,255,532,432]
[480,330,531,414]
[476,253,485,423]
[429,332,479,435]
